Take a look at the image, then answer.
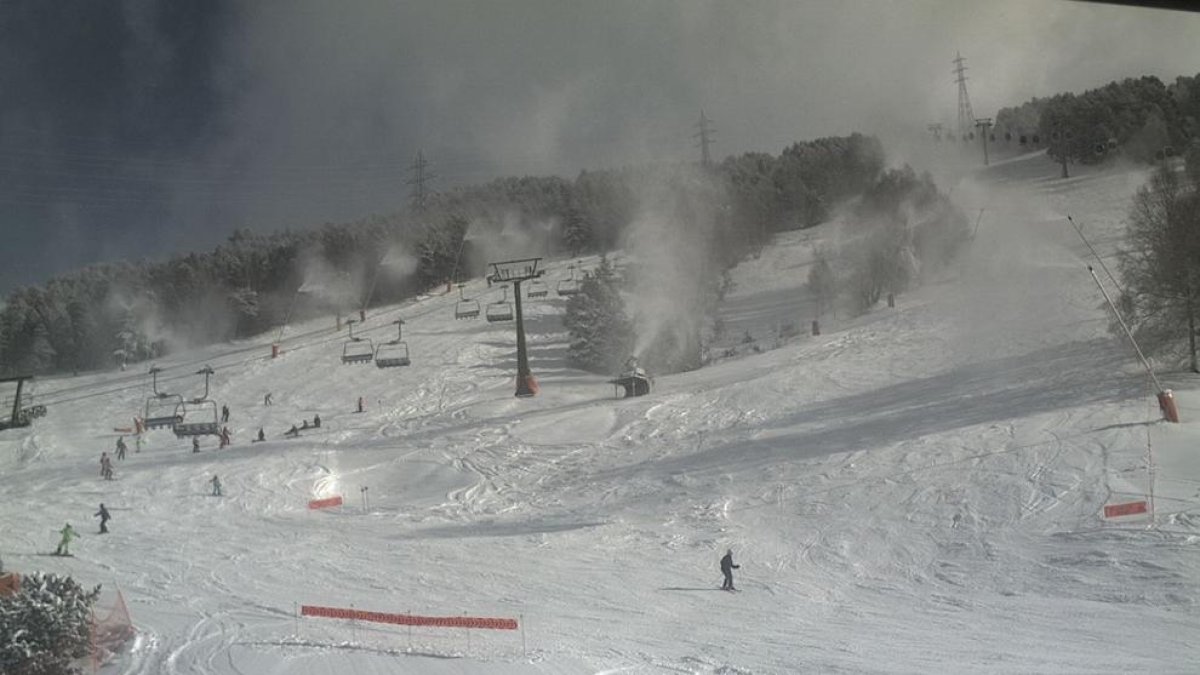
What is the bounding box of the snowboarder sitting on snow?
[210,475,222,497]
[720,549,740,591]
[300,419,309,430]
[95,503,111,534]
[284,424,300,438]
[115,436,127,461]
[55,523,78,556]
[313,414,321,428]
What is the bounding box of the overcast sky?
[2,0,1199,294]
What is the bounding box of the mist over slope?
[1,150,1197,673]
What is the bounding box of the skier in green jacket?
[55,523,78,556]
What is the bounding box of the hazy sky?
[2,0,1199,294]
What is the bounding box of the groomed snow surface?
[3,151,1199,673]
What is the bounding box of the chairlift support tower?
[0,375,37,431]
[487,257,544,397]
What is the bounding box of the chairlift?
[173,399,220,437]
[375,319,411,368]
[486,287,514,323]
[341,319,375,364]
[173,366,220,437]
[556,264,581,296]
[142,366,183,429]
[527,279,549,298]
[454,284,480,320]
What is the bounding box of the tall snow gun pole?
[1087,265,1179,423]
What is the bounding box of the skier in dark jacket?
[720,549,740,591]
[95,504,111,534]
[115,436,127,461]
[313,414,321,428]
[221,405,230,424]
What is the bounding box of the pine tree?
[0,572,101,675]
[564,255,632,373]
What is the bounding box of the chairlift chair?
[526,279,549,298]
[172,365,222,436]
[486,287,515,323]
[173,399,220,437]
[375,319,411,368]
[341,319,375,364]
[454,284,480,320]
[144,393,184,429]
[556,264,581,296]
[142,367,182,429]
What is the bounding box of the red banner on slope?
[300,604,517,630]
[1103,501,1148,518]
[307,495,343,510]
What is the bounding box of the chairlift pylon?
[375,318,411,368]
[486,287,515,323]
[455,283,480,320]
[341,319,375,364]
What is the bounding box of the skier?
[54,523,78,556]
[134,416,145,434]
[264,392,273,406]
[135,434,144,453]
[95,503,111,534]
[256,427,265,442]
[219,426,231,449]
[209,475,222,497]
[192,436,201,453]
[720,549,740,591]
[115,436,127,461]
[356,396,364,414]
[313,414,321,428]
[100,453,113,480]
[221,405,230,424]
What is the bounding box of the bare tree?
[1119,165,1200,372]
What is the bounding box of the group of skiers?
[284,414,321,438]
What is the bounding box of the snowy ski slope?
[2,151,1199,673]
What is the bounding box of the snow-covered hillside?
[2,151,1198,674]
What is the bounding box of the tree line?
[1,132,898,376]
[993,73,1200,166]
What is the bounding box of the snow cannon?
[609,356,651,398]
